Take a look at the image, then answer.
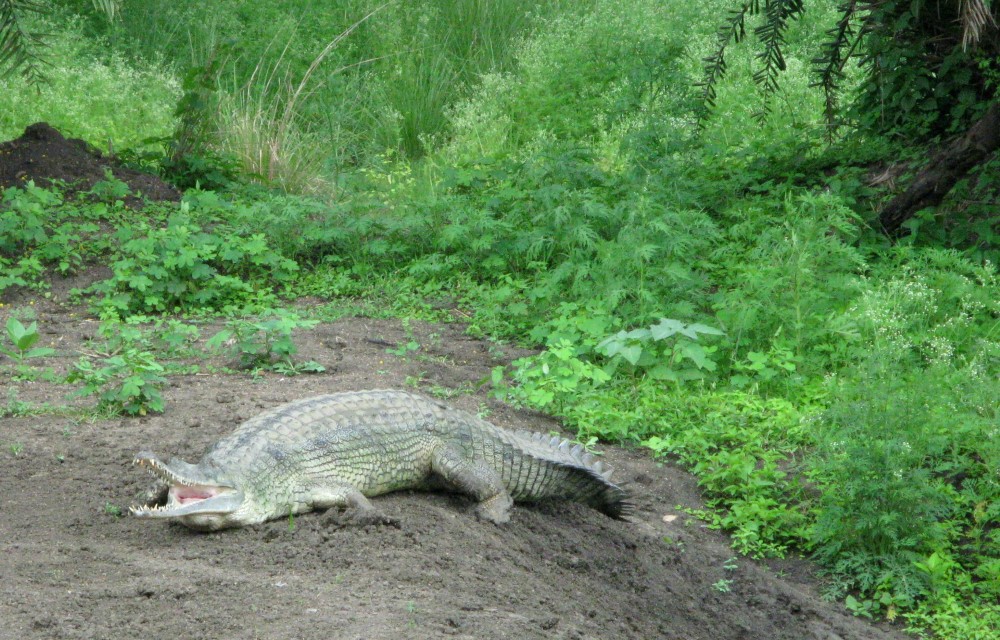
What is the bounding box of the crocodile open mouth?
[170,484,226,505]
[130,453,242,518]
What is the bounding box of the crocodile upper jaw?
[130,452,244,529]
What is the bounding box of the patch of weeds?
[403,374,475,399]
[1,389,71,418]
[9,442,24,457]
[385,319,441,362]
[86,169,131,205]
[207,309,324,375]
[663,536,685,552]
[712,578,734,593]
[113,315,203,357]
[645,392,814,559]
[386,339,421,359]
[2,390,33,417]
[85,209,298,316]
[68,348,167,416]
[8,363,59,382]
[427,382,475,399]
[495,310,725,422]
[596,318,724,384]
[485,337,509,362]
[104,502,123,518]
[403,373,426,389]
[729,346,799,391]
[495,339,610,415]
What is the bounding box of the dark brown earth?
[0,131,905,639]
[0,292,908,640]
[0,122,180,205]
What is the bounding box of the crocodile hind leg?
[431,446,514,524]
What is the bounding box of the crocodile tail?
[515,432,632,519]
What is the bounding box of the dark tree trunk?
[879,101,1000,237]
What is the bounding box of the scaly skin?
[131,390,629,530]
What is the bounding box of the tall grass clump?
[94,0,567,185]
[212,10,382,194]
[363,0,566,158]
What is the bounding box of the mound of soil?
[0,122,179,205]
[0,298,907,640]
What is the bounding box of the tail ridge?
[512,431,631,519]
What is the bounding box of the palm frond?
[0,0,49,85]
[751,0,805,122]
[959,0,997,50]
[698,1,806,125]
[696,2,753,124]
[90,0,121,22]
[810,1,865,132]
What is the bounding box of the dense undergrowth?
[1,1,998,637]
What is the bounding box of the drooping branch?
[696,2,752,123]
[810,1,864,129]
[751,0,805,121]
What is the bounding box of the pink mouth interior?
[169,485,223,505]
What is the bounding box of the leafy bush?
[809,360,1000,618]
[1,183,111,294]
[86,208,298,315]
[68,347,167,416]
[207,309,324,374]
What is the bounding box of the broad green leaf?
[687,322,724,336]
[6,317,28,342]
[649,318,684,340]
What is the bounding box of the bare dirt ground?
[0,294,909,640]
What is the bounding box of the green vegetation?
[1,0,998,636]
[1,317,55,361]
[207,310,325,374]
[68,346,167,416]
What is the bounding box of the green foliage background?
[1,1,998,636]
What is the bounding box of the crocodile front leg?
[310,485,399,528]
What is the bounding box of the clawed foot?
[474,493,514,525]
[320,505,400,529]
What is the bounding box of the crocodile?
[130,389,629,531]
